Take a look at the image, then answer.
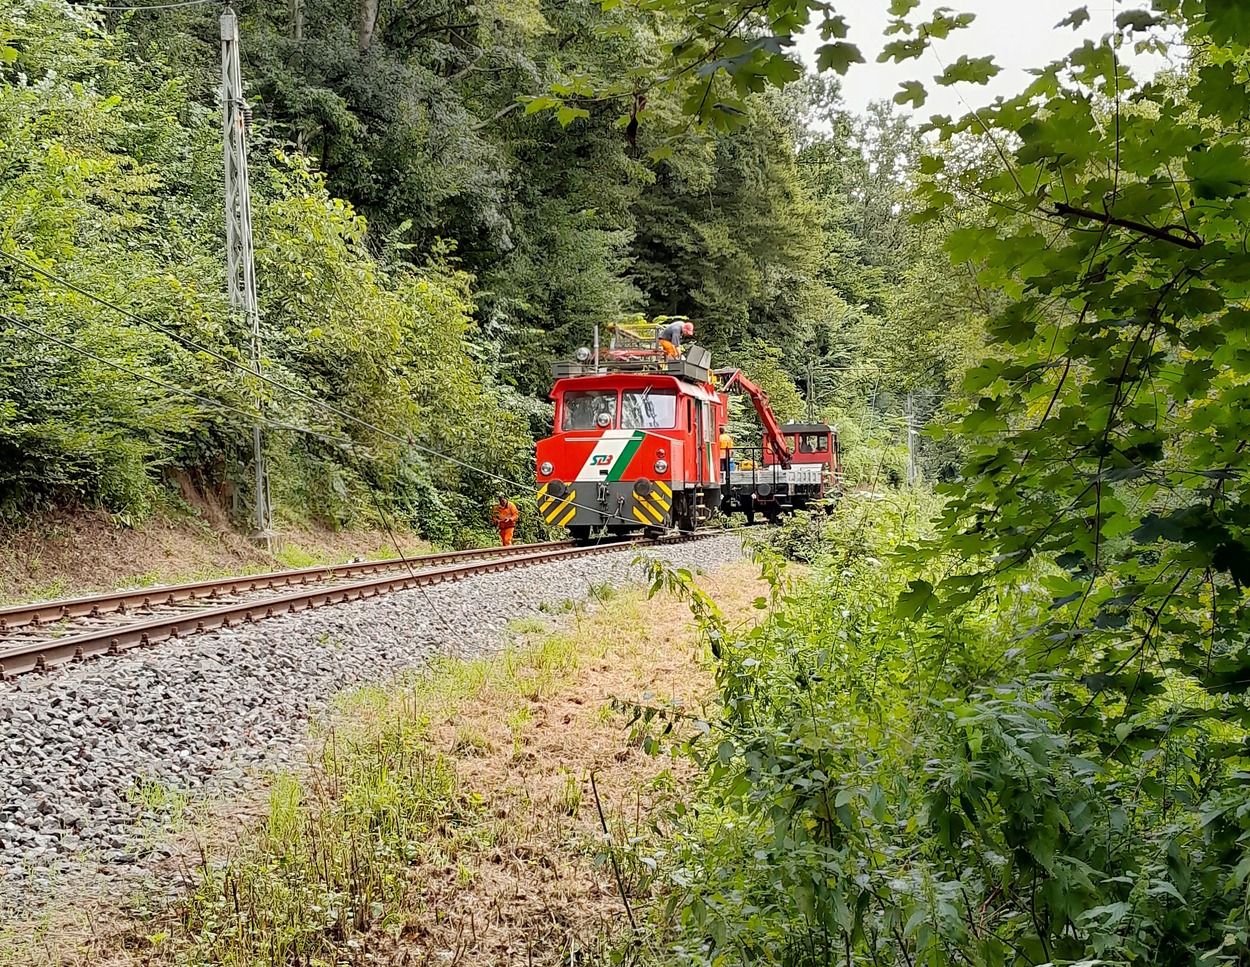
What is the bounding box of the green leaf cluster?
[0,0,532,535]
[649,498,1250,964]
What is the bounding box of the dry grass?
[0,561,766,967]
[378,568,764,965]
[0,508,437,604]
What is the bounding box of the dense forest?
[10,0,1250,964]
[0,0,975,541]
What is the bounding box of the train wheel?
[673,493,697,532]
[739,496,755,526]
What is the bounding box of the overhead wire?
[79,0,218,10]
[1,314,639,662]
[0,250,560,502]
[0,311,364,453]
[0,252,627,524]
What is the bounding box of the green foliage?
[631,97,823,353]
[0,0,532,535]
[910,6,1250,915]
[574,4,1250,962]
[645,498,1250,964]
[790,91,986,486]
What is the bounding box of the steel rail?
[0,540,575,633]
[0,533,720,679]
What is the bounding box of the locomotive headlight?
[654,459,668,474]
[595,412,612,428]
[539,461,554,476]
[574,347,592,362]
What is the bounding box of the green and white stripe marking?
[575,430,647,482]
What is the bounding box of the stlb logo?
[590,454,613,466]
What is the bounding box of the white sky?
[795,1,1171,118]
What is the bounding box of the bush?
[640,498,1250,965]
[0,1,536,534]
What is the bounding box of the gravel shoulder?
[0,534,747,924]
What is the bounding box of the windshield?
[798,434,829,453]
[561,390,617,431]
[621,389,677,429]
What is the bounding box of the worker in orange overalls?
[719,429,735,474]
[658,319,694,358]
[491,495,519,546]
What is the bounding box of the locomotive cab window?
[799,434,829,454]
[561,390,617,431]
[621,389,677,429]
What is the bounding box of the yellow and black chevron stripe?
[538,483,578,527]
[632,481,671,526]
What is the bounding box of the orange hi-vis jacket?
[492,500,519,528]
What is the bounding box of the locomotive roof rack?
[552,343,713,385]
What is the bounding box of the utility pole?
[221,3,273,546]
[905,392,917,488]
[806,360,814,423]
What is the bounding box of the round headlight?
[539,461,554,476]
[654,459,668,473]
[574,346,592,363]
[595,412,612,428]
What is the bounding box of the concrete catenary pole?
[221,3,273,544]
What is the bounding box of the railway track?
[0,533,717,679]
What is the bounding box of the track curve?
[0,533,718,678]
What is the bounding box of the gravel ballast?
[0,535,746,905]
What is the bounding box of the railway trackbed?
[0,533,716,679]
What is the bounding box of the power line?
[0,253,719,530]
[81,0,217,10]
[0,312,364,453]
[0,249,532,492]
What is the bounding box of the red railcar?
[536,361,725,538]
[535,323,839,538]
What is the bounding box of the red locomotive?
[535,320,841,538]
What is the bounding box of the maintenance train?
[534,320,842,539]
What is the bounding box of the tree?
[630,97,823,353]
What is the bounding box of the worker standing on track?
[719,429,735,474]
[492,495,519,546]
[657,318,694,358]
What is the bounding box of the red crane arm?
[714,368,793,469]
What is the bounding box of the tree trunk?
[357,0,378,50]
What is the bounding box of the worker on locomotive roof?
[719,429,735,474]
[657,319,694,358]
[491,495,519,547]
